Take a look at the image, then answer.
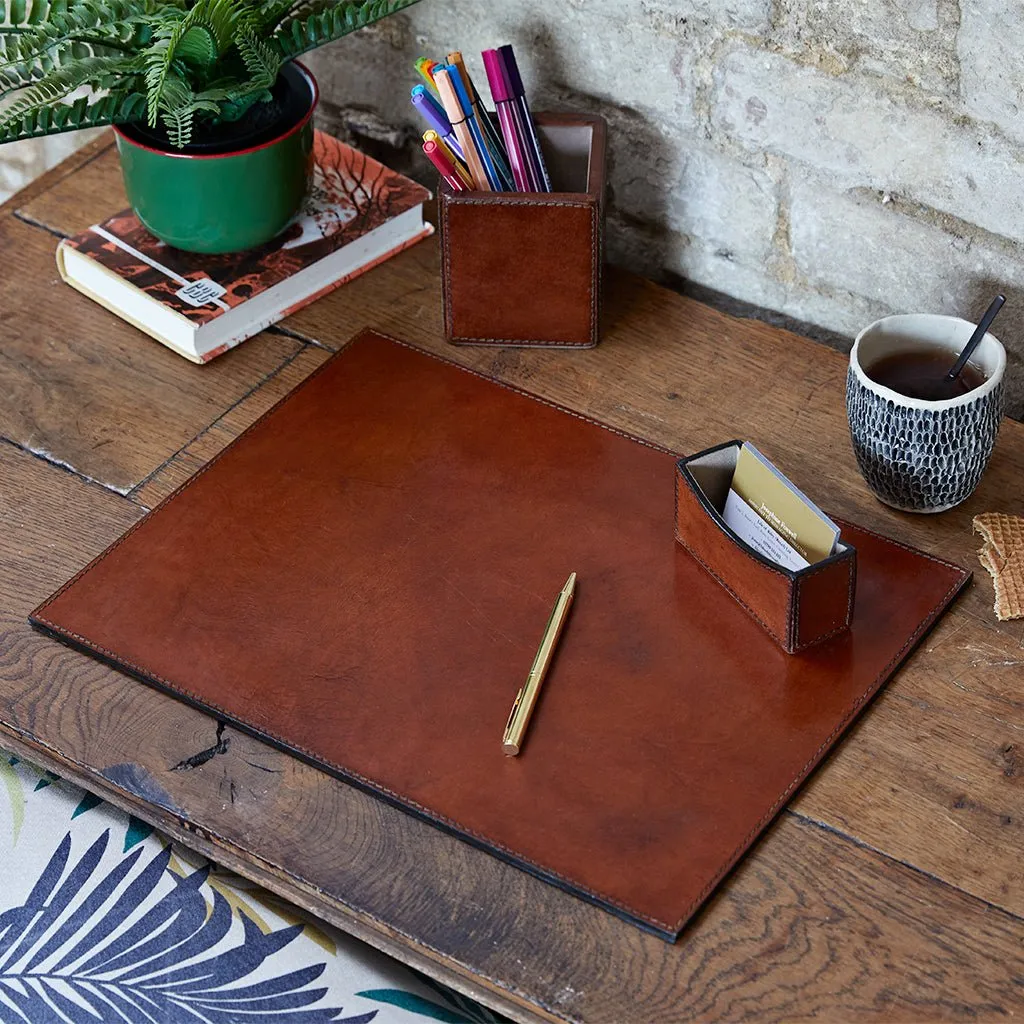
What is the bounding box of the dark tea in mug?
[864,344,987,401]
[848,314,1005,512]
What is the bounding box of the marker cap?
[482,48,512,104]
[498,44,526,98]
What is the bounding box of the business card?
[723,444,840,568]
[723,487,810,570]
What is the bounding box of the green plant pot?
[113,63,317,254]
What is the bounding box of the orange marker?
[415,57,439,92]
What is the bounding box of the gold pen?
[503,572,577,756]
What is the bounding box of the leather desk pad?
[31,330,970,940]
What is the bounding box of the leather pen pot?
[675,441,857,654]
[440,112,606,348]
[113,62,317,255]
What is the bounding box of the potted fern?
[0,0,419,252]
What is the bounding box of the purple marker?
[497,44,551,192]
[411,85,464,161]
[483,49,533,191]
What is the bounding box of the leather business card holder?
[677,441,857,653]
[440,112,606,348]
[30,330,970,941]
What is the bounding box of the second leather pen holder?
[675,441,857,654]
[440,112,607,348]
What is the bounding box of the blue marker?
[445,63,504,190]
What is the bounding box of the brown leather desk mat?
[31,329,970,940]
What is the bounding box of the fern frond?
[190,70,267,122]
[272,0,420,61]
[144,0,244,125]
[143,39,175,124]
[0,0,51,29]
[176,23,217,65]
[0,1,156,72]
[236,24,278,88]
[158,0,241,54]
[156,71,220,146]
[0,0,416,148]
[0,51,137,122]
[0,33,130,100]
[256,0,298,31]
[0,84,141,141]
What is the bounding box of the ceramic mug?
[846,314,1006,513]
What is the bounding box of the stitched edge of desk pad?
[29,328,972,940]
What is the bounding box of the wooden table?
[2,134,1023,1023]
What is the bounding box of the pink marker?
[482,48,534,192]
[423,139,469,192]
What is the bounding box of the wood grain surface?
[0,132,115,222]
[0,214,301,492]
[14,136,125,236]
[0,144,1022,1022]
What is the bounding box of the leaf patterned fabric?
[0,752,503,1024]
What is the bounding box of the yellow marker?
[502,572,577,757]
[423,130,473,187]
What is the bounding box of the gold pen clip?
[503,688,524,740]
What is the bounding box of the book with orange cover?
[56,132,432,363]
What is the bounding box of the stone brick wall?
[0,129,103,205]
[304,0,1024,415]
[3,1,1021,413]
